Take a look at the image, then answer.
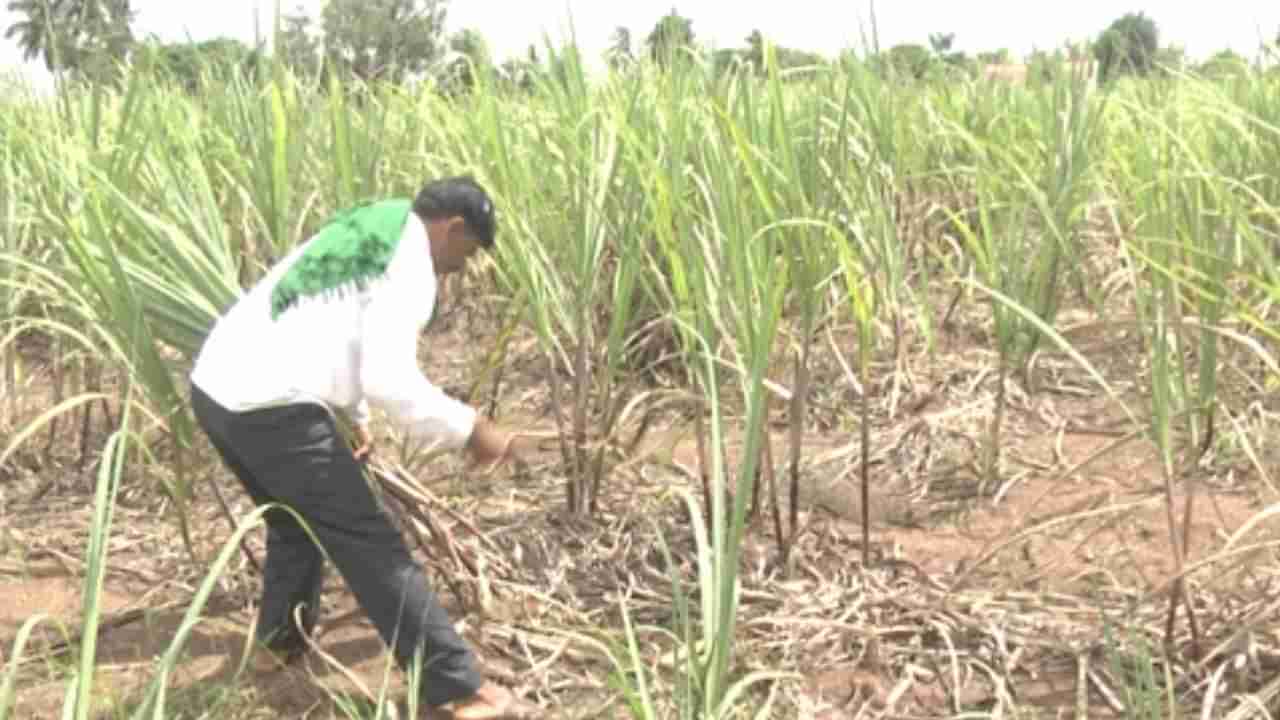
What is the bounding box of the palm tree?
[71,0,134,60]
[5,0,68,70]
[4,0,133,74]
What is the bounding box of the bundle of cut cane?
[365,457,511,614]
[362,429,560,615]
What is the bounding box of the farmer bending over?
[189,176,541,719]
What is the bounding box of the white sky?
[3,1,1278,88]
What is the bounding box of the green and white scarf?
[269,199,412,321]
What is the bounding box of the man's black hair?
[412,176,497,249]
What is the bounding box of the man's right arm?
[356,266,478,451]
[357,274,512,465]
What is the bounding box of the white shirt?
[190,211,477,451]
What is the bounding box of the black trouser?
[190,382,483,707]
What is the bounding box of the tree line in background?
[4,1,1279,93]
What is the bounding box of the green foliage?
[1095,11,1160,82]
[3,0,134,82]
[606,26,634,71]
[1197,49,1250,79]
[137,37,263,94]
[319,0,449,84]
[1153,44,1188,74]
[4,0,63,69]
[1102,620,1169,719]
[929,32,954,55]
[710,30,825,78]
[864,35,970,82]
[268,0,451,90]
[777,47,824,71]
[709,47,746,77]
[439,27,492,94]
[928,31,969,69]
[880,43,934,80]
[274,4,322,79]
[745,29,764,70]
[646,10,694,67]
[496,56,538,93]
[5,35,1280,716]
[1025,48,1093,85]
[977,49,1013,64]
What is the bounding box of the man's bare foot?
[449,682,543,720]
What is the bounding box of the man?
[189,176,541,719]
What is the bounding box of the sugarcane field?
[2,4,1280,719]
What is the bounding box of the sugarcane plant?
[944,60,1103,487]
[478,45,655,517]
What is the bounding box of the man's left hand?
[352,424,374,462]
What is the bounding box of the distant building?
[981,55,1097,88]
